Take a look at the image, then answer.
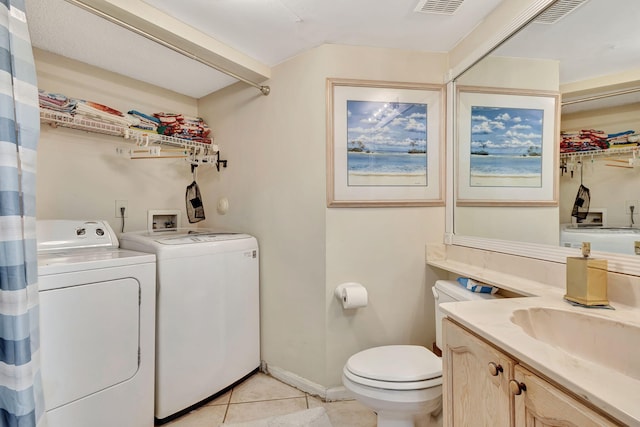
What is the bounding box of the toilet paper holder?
[334,282,368,309]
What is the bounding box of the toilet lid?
[345,345,441,382]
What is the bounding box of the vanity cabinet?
[443,318,622,427]
[442,318,514,427]
[513,365,618,427]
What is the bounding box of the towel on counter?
[457,277,499,294]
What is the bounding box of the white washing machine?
[37,220,156,427]
[119,229,260,423]
[560,223,640,255]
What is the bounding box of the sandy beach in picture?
[470,173,541,187]
[349,172,427,186]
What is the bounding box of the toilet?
[342,280,502,427]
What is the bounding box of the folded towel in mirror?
[457,277,499,294]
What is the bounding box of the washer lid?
[121,229,249,245]
[345,345,441,382]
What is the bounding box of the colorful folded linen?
[456,277,499,294]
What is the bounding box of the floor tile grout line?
[221,387,235,422]
[227,396,307,405]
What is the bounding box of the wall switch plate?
[115,200,128,218]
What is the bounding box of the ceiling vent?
[414,0,465,15]
[533,0,590,24]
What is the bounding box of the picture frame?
[456,85,559,206]
[326,78,445,207]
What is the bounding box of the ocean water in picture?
[348,151,428,186]
[346,100,428,187]
[470,154,542,187]
[470,105,544,188]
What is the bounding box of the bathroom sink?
[510,307,640,380]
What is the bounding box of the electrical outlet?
[115,200,128,218]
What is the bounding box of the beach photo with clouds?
[346,100,428,187]
[470,105,544,188]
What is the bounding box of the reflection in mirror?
[453,0,640,255]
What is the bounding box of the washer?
[119,229,260,422]
[560,223,640,255]
[37,220,156,427]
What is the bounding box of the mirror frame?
[444,0,640,277]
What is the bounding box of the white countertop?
[441,295,640,426]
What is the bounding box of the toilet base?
[342,374,442,427]
[376,399,442,427]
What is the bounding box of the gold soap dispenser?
[564,242,609,306]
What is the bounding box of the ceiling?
[25,0,503,98]
[25,0,640,100]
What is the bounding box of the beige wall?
[454,56,560,245]
[34,48,199,233]
[198,44,448,387]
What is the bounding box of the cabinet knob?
[487,362,503,376]
[509,380,527,395]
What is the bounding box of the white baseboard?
[260,362,353,402]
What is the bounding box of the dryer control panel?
[37,220,119,252]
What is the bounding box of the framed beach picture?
[456,86,559,206]
[326,78,444,207]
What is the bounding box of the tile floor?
[165,372,377,427]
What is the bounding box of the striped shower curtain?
[0,0,45,426]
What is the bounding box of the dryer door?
[39,278,140,410]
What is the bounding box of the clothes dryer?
[119,229,260,423]
[36,220,156,427]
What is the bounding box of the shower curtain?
[0,0,45,426]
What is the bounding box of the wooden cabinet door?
[512,365,621,427]
[443,318,514,427]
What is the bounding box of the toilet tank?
[432,280,502,350]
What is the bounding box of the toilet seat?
[344,345,442,391]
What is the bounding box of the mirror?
[453,0,640,256]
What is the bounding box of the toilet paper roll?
[336,282,368,309]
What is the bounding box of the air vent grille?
[534,0,589,24]
[414,0,465,15]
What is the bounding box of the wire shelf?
[40,108,217,153]
[560,145,639,160]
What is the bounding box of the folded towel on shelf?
[560,129,610,153]
[38,89,77,113]
[127,110,160,132]
[75,100,134,127]
[456,277,499,294]
[128,110,161,124]
[153,112,213,143]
